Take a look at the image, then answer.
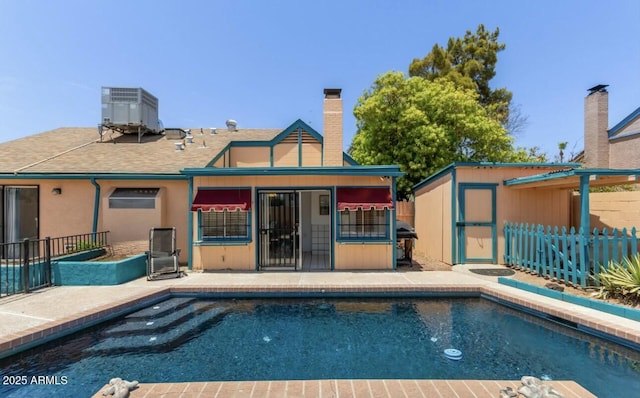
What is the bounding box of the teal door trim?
[457,183,497,263]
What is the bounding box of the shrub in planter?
[594,253,640,304]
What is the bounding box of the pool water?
[1,297,639,397]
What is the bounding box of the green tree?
[350,72,526,199]
[409,24,513,127]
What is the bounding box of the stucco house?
[0,88,402,271]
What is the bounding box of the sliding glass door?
[2,186,39,258]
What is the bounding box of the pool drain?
[444,348,462,360]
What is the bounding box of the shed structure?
[413,163,579,265]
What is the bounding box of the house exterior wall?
[609,135,640,169]
[191,174,393,271]
[99,179,188,261]
[230,147,270,167]
[0,179,95,239]
[0,178,189,263]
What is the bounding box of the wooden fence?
[503,222,639,287]
[396,201,414,227]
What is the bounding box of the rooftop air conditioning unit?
[101,87,160,134]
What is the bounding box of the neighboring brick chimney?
[323,88,343,166]
[584,85,609,168]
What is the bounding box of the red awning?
[191,189,252,212]
[336,187,393,211]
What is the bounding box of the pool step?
[124,297,196,319]
[88,306,228,353]
[104,304,198,336]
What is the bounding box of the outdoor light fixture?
[52,187,62,195]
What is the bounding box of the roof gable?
[609,106,640,137]
[271,119,323,145]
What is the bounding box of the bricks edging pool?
[92,379,597,398]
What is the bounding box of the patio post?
[579,174,591,280]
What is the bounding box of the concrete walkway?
[1,267,638,397]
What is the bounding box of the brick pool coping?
[92,379,596,398]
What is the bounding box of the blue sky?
[1,0,639,159]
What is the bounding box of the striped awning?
[336,187,393,211]
[191,189,251,212]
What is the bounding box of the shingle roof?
[0,127,282,174]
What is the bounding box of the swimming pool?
[1,296,639,397]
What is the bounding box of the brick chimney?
[323,88,343,166]
[584,85,609,168]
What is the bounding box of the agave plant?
[595,254,640,302]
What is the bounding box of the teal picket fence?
[503,222,639,287]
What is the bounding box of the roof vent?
[210,127,217,135]
[226,119,237,132]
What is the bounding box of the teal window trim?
[197,209,252,244]
[336,208,391,243]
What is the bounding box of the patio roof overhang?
[503,168,640,190]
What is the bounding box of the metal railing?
[504,222,639,287]
[1,231,109,298]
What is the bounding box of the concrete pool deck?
[1,266,638,397]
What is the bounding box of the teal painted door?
[457,184,497,263]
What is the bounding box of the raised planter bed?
[52,250,146,286]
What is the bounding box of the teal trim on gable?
[343,153,359,166]
[207,143,232,167]
[271,119,324,145]
[609,106,640,137]
[181,166,403,177]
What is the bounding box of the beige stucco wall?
[0,179,95,239]
[301,143,322,166]
[273,143,298,166]
[192,243,256,271]
[334,243,392,269]
[230,147,270,167]
[97,179,189,262]
[0,178,189,263]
